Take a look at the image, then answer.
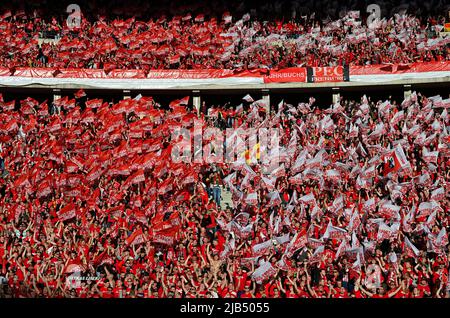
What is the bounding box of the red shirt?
[333,290,349,298]
[372,293,389,298]
[417,284,431,297]
[233,273,248,291]
[394,291,409,298]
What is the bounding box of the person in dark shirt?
[36,46,47,66]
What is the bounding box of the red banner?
[13,67,57,77]
[5,61,450,84]
[308,66,348,82]
[126,228,146,245]
[55,69,108,78]
[0,67,10,76]
[146,69,235,79]
[58,203,77,221]
[350,61,450,75]
[108,69,147,79]
[152,226,179,245]
[263,67,307,83]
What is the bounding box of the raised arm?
[277,277,286,294]
[181,276,189,294]
[435,281,443,298]
[358,282,374,297]
[327,282,334,298]
[206,244,213,263]
[304,264,317,298]
[387,282,403,298]
[287,275,299,293]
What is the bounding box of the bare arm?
[387,282,403,298]
[304,264,317,298]
[358,283,374,297]
[435,281,443,298]
[277,277,286,293]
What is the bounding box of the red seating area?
[0,7,448,72]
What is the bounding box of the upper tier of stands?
[0,0,449,71]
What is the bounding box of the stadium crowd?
[0,1,449,71]
[0,89,449,298]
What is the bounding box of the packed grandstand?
[0,0,449,299]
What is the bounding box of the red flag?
[152,226,179,245]
[0,10,12,20]
[74,89,86,99]
[37,100,49,116]
[85,99,103,109]
[182,13,192,21]
[157,178,173,195]
[286,229,307,257]
[135,210,148,225]
[66,161,80,173]
[58,203,77,222]
[36,180,52,198]
[13,175,31,188]
[20,97,39,108]
[2,100,15,111]
[53,96,67,107]
[112,99,132,115]
[181,171,196,185]
[154,44,170,56]
[126,169,145,186]
[94,250,114,266]
[175,191,190,202]
[81,109,96,124]
[168,54,181,64]
[5,120,18,132]
[383,145,410,176]
[126,228,146,246]
[48,118,62,133]
[141,153,155,170]
[86,165,104,182]
[194,14,205,22]
[169,96,190,108]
